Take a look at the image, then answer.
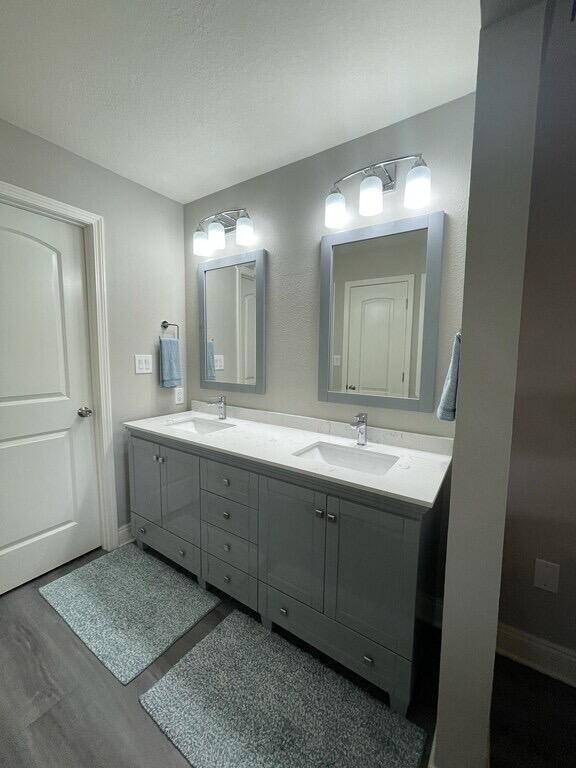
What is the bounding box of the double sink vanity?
[125,403,451,715]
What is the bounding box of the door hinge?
[402,372,405,382]
[406,298,408,309]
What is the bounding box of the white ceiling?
[0,1,480,203]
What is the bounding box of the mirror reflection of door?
[342,276,413,397]
[236,266,256,383]
[329,229,427,399]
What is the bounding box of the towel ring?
[160,320,179,339]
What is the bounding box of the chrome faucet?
[351,412,368,446]
[208,394,227,420]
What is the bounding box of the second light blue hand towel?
[436,332,461,421]
[159,337,181,388]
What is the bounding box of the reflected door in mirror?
[344,278,412,397]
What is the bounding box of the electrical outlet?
[174,386,184,405]
[134,354,152,374]
[534,558,560,593]
[214,354,224,370]
[333,354,341,367]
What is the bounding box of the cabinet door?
[324,498,420,659]
[160,447,200,546]
[259,477,326,612]
[130,437,161,524]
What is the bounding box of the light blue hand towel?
[206,338,216,381]
[159,337,181,388]
[436,332,461,421]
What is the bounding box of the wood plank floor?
[0,546,572,767]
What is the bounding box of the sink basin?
[168,418,235,435]
[293,441,399,476]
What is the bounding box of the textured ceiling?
[0,1,480,203]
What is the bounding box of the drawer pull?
[222,478,231,487]
[280,607,288,616]
[363,655,374,666]
[223,511,231,520]
[327,512,338,523]
[178,549,186,558]
[315,509,325,518]
[138,527,146,534]
[223,544,231,552]
[224,575,231,584]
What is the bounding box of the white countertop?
[125,406,452,510]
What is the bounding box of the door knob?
[77,406,93,417]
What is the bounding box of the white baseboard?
[497,622,576,688]
[117,523,134,546]
[420,595,576,689]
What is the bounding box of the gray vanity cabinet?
[161,446,200,546]
[130,437,162,525]
[324,497,419,659]
[129,437,201,549]
[258,477,326,612]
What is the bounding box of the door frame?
[340,274,414,397]
[0,179,118,550]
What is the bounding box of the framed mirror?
[318,212,444,411]
[198,250,266,393]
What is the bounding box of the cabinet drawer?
[201,491,257,543]
[132,513,200,576]
[259,584,411,696]
[201,523,257,577]
[201,552,258,611]
[200,458,258,508]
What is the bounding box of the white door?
[0,202,100,594]
[343,277,413,397]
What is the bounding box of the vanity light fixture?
[192,209,256,256]
[324,154,431,228]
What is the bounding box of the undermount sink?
[293,441,399,476]
[168,417,235,435]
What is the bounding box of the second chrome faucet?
[350,412,368,446]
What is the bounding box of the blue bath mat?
[40,543,219,684]
[140,610,426,767]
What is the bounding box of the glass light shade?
[192,229,210,257]
[404,163,431,209]
[235,215,255,246]
[358,174,383,216]
[324,191,347,229]
[207,220,226,250]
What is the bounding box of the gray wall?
[0,118,186,527]
[500,0,576,653]
[434,3,548,767]
[185,94,475,436]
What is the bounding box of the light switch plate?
[534,558,560,593]
[174,386,184,404]
[214,354,224,370]
[134,354,153,374]
[333,354,341,367]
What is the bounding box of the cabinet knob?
[280,607,288,616]
[327,512,338,523]
[223,511,231,520]
[222,478,230,487]
[152,455,159,462]
[178,549,185,557]
[224,575,231,584]
[223,543,231,552]
[138,527,146,534]
[363,655,374,666]
[315,509,325,518]
[157,456,165,464]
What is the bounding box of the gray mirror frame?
[318,212,444,412]
[198,249,267,394]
